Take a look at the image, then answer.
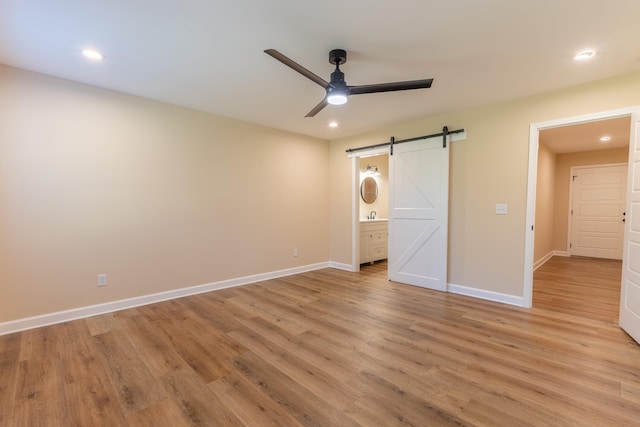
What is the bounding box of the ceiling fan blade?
[305,98,329,118]
[264,49,329,89]
[349,79,433,95]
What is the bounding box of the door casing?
[350,147,389,272]
[525,106,640,308]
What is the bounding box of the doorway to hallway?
[529,115,629,324]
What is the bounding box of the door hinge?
[570,243,572,249]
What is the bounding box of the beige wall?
[552,147,629,252]
[0,65,329,323]
[534,142,557,262]
[329,71,640,297]
[3,63,640,323]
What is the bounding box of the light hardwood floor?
[533,255,622,323]
[1,260,639,426]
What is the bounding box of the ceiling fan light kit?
[327,91,347,105]
[326,88,348,105]
[265,48,433,117]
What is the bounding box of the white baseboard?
[0,262,329,336]
[534,251,555,270]
[328,261,356,272]
[533,250,570,270]
[448,283,525,307]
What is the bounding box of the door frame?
[349,147,389,272]
[524,106,639,308]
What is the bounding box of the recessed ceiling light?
[329,121,338,128]
[574,50,595,61]
[600,136,611,142]
[82,48,104,61]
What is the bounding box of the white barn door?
[388,137,449,291]
[620,112,640,344]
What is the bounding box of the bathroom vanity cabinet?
[360,220,388,264]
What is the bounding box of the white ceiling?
[540,116,630,154]
[1,1,640,141]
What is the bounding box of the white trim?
[347,146,389,159]
[531,107,636,130]
[450,130,467,143]
[525,106,640,310]
[523,124,540,308]
[567,165,576,255]
[351,156,360,271]
[534,251,555,270]
[533,250,569,270]
[351,147,390,272]
[0,262,329,336]
[448,283,525,307]
[328,261,356,271]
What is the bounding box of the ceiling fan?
[264,48,434,118]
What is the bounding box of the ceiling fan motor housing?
[328,49,348,95]
[329,49,347,65]
[329,68,348,91]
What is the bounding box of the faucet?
[370,210,377,220]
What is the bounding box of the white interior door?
[620,112,640,344]
[388,136,449,291]
[570,164,627,259]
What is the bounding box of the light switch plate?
[496,204,508,215]
[97,274,107,286]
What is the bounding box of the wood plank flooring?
[533,256,622,323]
[1,260,639,426]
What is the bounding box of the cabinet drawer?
[371,244,387,260]
[372,232,387,243]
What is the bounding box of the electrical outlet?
[97,274,107,286]
[496,204,508,215]
[293,248,299,257]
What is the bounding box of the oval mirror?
[360,177,378,204]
